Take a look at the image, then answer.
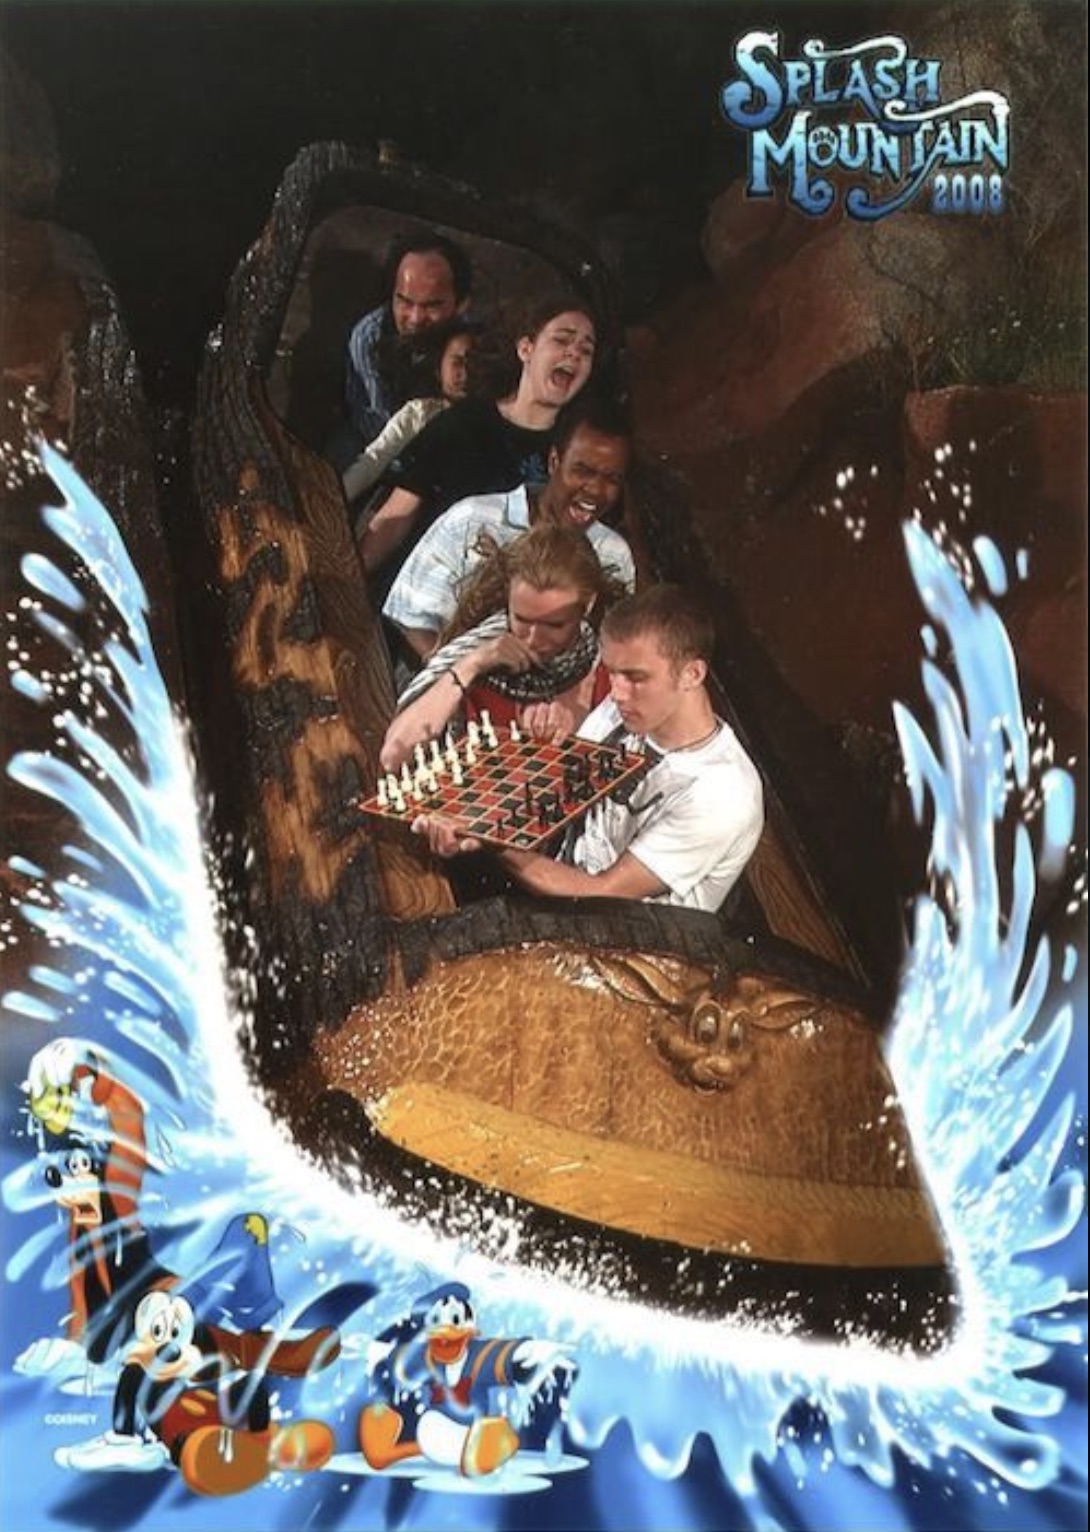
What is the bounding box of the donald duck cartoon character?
[359,1282,576,1477]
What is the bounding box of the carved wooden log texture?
[307,941,940,1269]
[189,143,617,1058]
[187,144,952,1325]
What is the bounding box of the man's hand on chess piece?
[520,699,577,743]
[411,812,482,858]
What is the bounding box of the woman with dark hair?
[359,294,599,578]
[379,522,622,773]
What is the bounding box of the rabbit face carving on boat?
[585,952,830,1092]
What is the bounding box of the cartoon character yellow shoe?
[460,1416,519,1477]
[359,1402,421,1468]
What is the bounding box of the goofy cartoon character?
[359,1281,576,1478]
[16,1038,339,1387]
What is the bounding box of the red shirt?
[465,661,610,734]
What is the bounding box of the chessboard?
[359,730,651,852]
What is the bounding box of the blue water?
[1,443,1085,1531]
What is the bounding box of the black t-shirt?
[391,397,553,515]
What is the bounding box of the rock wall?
[627,1,1086,923]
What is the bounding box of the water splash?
[1,443,1085,1530]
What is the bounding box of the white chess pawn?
[430,739,445,774]
[451,757,464,786]
[509,719,522,743]
[414,743,428,773]
[376,777,389,808]
[390,782,406,813]
[479,709,497,748]
[400,763,413,796]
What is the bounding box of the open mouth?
[69,1199,102,1227]
[430,1331,472,1365]
[549,364,578,394]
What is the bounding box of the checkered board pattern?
[360,736,650,851]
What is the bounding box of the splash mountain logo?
[720,31,1011,221]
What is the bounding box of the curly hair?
[439,523,625,645]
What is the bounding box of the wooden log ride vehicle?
[186,143,955,1347]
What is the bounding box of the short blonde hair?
[601,584,715,668]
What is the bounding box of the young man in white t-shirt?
[413,585,764,913]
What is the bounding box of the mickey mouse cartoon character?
[56,1287,335,1495]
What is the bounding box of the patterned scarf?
[396,610,599,712]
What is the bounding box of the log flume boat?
[182,143,953,1346]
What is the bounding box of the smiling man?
[414,584,765,913]
[382,398,636,658]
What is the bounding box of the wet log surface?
[184,145,954,1343]
[0,136,959,1347]
[297,1086,954,1347]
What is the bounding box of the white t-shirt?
[570,698,764,913]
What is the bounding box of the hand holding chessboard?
[359,719,650,852]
